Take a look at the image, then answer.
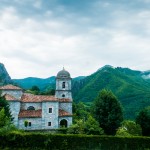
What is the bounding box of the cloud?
[0,0,150,78]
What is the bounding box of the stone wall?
[2,90,23,99]
[9,101,21,127]
[55,78,72,100]
[56,78,71,90]
[55,90,72,99]
[42,102,59,129]
[59,102,72,114]
[18,118,42,130]
[21,102,42,110]
[59,117,72,127]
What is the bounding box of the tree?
[41,89,55,95]
[27,85,40,95]
[116,120,142,136]
[73,102,90,122]
[93,89,123,135]
[24,120,28,128]
[136,106,150,136]
[67,119,85,134]
[0,95,12,119]
[84,115,104,135]
[67,116,104,135]
[0,108,10,128]
[30,85,40,92]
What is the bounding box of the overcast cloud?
[0,0,150,79]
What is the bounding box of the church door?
[60,119,68,127]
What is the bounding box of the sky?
[0,0,150,79]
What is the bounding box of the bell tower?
[55,68,72,100]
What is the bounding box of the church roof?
[21,93,58,102]
[18,109,42,118]
[18,109,71,118]
[4,94,19,101]
[57,68,71,78]
[0,84,22,90]
[21,93,71,103]
[59,109,72,117]
[59,98,72,102]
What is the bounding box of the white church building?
[0,68,73,130]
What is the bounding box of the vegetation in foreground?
[0,132,150,150]
[0,88,150,149]
[1,88,150,136]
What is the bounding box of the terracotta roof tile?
[59,98,71,102]
[21,93,58,102]
[19,109,42,118]
[0,84,22,90]
[4,94,18,101]
[59,109,72,117]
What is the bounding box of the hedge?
[0,132,150,150]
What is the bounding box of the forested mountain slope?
[72,66,150,119]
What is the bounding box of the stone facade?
[41,101,59,129]
[19,118,42,130]
[9,101,21,127]
[55,68,72,100]
[0,68,73,130]
[59,102,72,114]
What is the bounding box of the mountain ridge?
[12,65,150,119]
[0,63,12,85]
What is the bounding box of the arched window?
[62,82,65,88]
[62,94,65,98]
[27,106,35,110]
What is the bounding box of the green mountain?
[0,63,12,85]
[13,76,85,91]
[73,65,150,119]
[13,65,150,119]
[13,76,55,91]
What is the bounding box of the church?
[0,68,73,130]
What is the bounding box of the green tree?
[93,89,123,135]
[24,120,28,128]
[67,116,104,135]
[84,115,104,135]
[41,89,55,95]
[0,95,12,119]
[116,127,131,136]
[27,85,40,95]
[73,102,90,122]
[0,108,10,128]
[136,106,150,136]
[116,120,142,136]
[67,119,85,134]
[31,85,40,92]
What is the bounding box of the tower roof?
[57,68,71,78]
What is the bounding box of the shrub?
[67,120,84,134]
[0,133,150,150]
[116,120,142,136]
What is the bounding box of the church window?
[27,106,35,110]
[62,82,65,88]
[48,122,51,126]
[49,108,52,113]
[28,122,31,127]
[62,94,65,98]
